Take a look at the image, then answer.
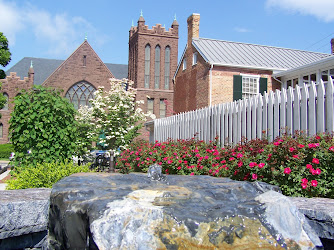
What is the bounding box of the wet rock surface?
[290,196,334,241]
[49,173,322,249]
[0,188,51,249]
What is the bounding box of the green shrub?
[0,143,13,159]
[9,86,78,166]
[6,161,91,189]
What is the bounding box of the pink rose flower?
[249,162,257,168]
[301,178,308,184]
[301,183,308,189]
[252,173,258,180]
[311,180,318,187]
[258,163,265,168]
[312,158,320,164]
[284,167,291,174]
[237,153,243,158]
[306,164,312,169]
[190,172,194,176]
[289,147,295,152]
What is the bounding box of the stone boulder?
[48,173,322,249]
[0,188,51,249]
[290,196,334,247]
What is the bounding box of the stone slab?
[0,188,51,239]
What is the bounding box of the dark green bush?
[0,143,13,159]
[6,161,91,189]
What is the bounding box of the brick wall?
[129,16,178,117]
[128,16,179,141]
[211,67,275,105]
[174,44,210,113]
[43,41,114,93]
[0,71,34,144]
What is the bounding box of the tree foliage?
[9,86,78,166]
[0,32,11,79]
[77,78,153,152]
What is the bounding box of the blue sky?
[1,0,334,71]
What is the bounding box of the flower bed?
[116,132,334,198]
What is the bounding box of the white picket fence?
[153,77,334,145]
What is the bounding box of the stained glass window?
[65,81,96,109]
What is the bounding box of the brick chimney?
[331,38,334,54]
[187,13,200,48]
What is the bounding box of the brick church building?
[0,14,179,144]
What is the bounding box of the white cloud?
[0,1,24,45]
[0,0,107,56]
[234,27,251,33]
[266,0,334,22]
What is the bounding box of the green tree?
[9,86,78,166]
[77,79,153,153]
[0,32,11,79]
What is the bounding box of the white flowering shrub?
[77,78,153,152]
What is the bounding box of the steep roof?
[5,57,128,85]
[192,38,333,71]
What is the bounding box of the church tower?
[128,13,179,118]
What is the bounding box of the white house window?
[183,58,187,71]
[193,52,197,65]
[242,75,259,99]
[65,81,96,109]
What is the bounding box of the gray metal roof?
[5,57,128,85]
[192,38,333,71]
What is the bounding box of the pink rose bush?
[117,132,334,198]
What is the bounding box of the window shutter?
[233,75,242,101]
[259,77,267,95]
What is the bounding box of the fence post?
[274,90,280,139]
[268,91,274,142]
[280,88,287,135]
[293,85,301,133]
[309,82,317,137]
[317,80,325,133]
[300,84,309,133]
[257,94,263,139]
[326,77,334,132]
[286,87,294,135]
[251,96,257,140]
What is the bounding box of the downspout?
[209,63,213,106]
[272,75,284,89]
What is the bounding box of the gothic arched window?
[155,45,161,89]
[145,44,150,88]
[2,93,8,110]
[65,81,96,109]
[164,46,170,90]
